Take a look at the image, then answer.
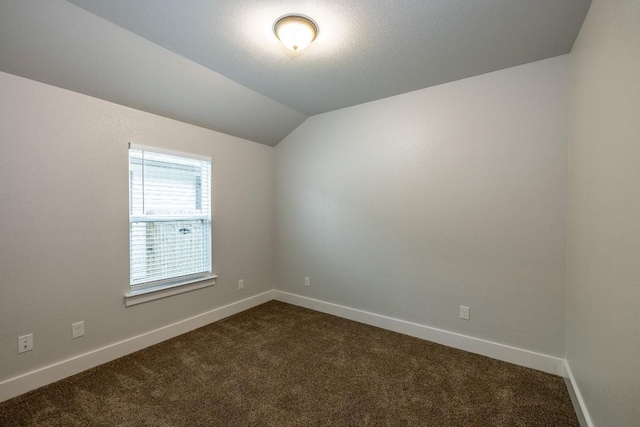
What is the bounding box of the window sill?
[124,275,218,307]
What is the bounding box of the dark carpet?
[0,301,578,426]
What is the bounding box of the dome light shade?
[274,14,318,51]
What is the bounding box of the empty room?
[0,0,638,426]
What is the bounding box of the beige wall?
[567,0,640,425]
[275,56,569,356]
[0,71,275,382]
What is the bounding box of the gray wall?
[0,71,275,382]
[567,0,640,425]
[275,56,569,357]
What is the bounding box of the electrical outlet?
[460,306,470,320]
[72,321,85,339]
[304,277,310,287]
[18,334,33,353]
[238,279,244,290]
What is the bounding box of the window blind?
[129,145,211,293]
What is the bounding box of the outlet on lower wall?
[460,306,470,320]
[72,321,85,339]
[238,279,244,290]
[304,277,310,287]
[18,334,33,353]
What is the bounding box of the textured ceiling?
[0,0,591,145]
[0,0,306,146]
[68,0,591,116]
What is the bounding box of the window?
[128,144,212,297]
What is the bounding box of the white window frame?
[125,143,216,306]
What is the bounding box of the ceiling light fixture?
[273,14,318,52]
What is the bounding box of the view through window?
[129,145,212,294]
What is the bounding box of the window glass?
[129,146,211,293]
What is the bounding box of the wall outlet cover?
[72,321,85,339]
[18,334,33,353]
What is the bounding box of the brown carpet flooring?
[0,301,578,426]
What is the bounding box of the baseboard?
[1,289,577,410]
[273,291,566,377]
[564,361,594,427]
[0,290,274,403]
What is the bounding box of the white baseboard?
[0,291,273,403]
[1,289,581,416]
[273,291,566,377]
[564,361,594,427]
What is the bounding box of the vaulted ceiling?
[0,0,591,146]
